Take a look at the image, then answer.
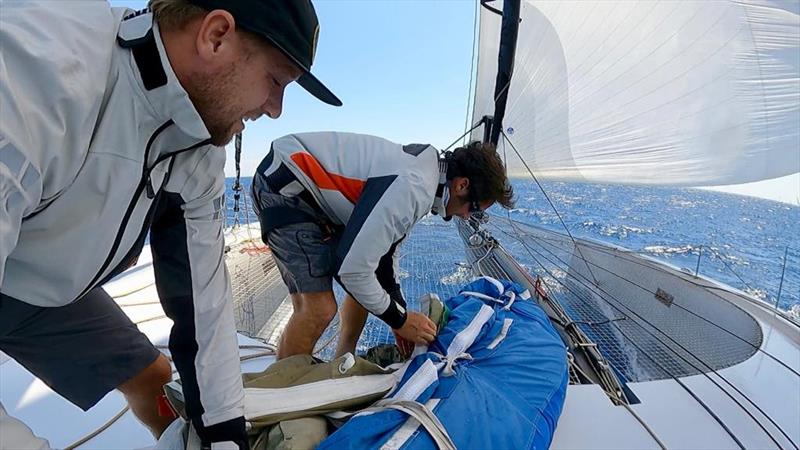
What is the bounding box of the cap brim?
[297,72,342,106]
[257,35,342,107]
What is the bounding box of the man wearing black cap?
[0,1,338,448]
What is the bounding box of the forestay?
[471,1,800,186]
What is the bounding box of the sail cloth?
[319,277,568,450]
[471,1,800,186]
[162,353,397,432]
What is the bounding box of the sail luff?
[487,0,521,146]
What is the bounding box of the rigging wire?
[500,131,601,286]
[493,224,796,450]
[466,215,631,403]
[500,133,509,171]
[545,234,800,378]
[706,247,758,297]
[505,218,800,379]
[569,361,668,450]
[224,130,261,250]
[63,406,131,450]
[536,258,800,449]
[462,0,481,148]
[513,227,794,449]
[231,193,262,252]
[497,126,798,371]
[231,132,244,229]
[499,228,748,449]
[479,0,504,17]
[468,237,498,275]
[568,317,627,327]
[609,322,748,450]
[775,246,790,309]
[566,232,798,330]
[443,119,486,153]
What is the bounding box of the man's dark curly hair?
[446,141,514,209]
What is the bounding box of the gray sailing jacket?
[0,3,245,442]
[255,132,440,328]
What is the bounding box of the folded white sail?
[471,1,800,186]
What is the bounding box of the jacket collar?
[118,10,210,141]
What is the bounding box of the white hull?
[551,246,800,449]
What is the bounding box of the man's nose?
[263,88,285,119]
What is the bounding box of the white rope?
[64,319,277,449]
[63,406,131,450]
[361,400,456,450]
[460,291,504,304]
[502,290,516,311]
[440,352,473,377]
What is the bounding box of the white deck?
[552,245,800,450]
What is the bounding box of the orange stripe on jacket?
[290,152,365,204]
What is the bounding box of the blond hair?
[148,0,266,54]
[148,0,207,31]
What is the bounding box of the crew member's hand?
[394,312,437,346]
[392,329,415,358]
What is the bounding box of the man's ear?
[457,177,470,195]
[195,10,237,63]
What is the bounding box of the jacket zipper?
[74,120,174,300]
[93,139,211,289]
[76,122,214,300]
[95,157,175,288]
[77,121,216,301]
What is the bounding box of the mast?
[482,0,521,146]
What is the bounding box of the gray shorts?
[252,180,341,294]
[0,288,161,410]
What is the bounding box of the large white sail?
[471,1,800,186]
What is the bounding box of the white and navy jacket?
[254,132,440,328]
[0,4,244,443]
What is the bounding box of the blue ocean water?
[226,177,800,315]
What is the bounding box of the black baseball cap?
[189,0,341,106]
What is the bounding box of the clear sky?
[111,0,799,206]
[702,173,800,206]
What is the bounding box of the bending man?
[251,132,514,359]
[0,1,339,448]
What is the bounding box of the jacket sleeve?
[334,173,428,329]
[150,148,246,446]
[0,135,42,287]
[375,240,403,298]
[1,3,114,289]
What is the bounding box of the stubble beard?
[185,65,241,146]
